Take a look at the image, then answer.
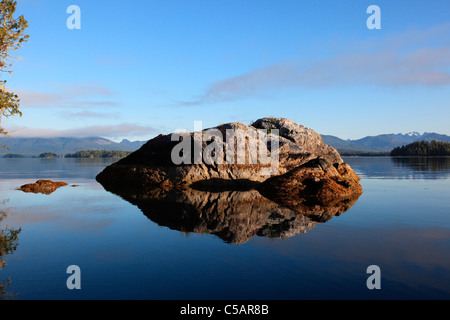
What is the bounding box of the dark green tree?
[391,140,450,156]
[65,150,133,158]
[0,0,29,140]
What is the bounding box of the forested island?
[2,154,25,158]
[65,150,132,158]
[38,153,57,158]
[391,140,450,156]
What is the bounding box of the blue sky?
[3,0,450,141]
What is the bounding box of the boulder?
[96,117,355,194]
[18,180,68,195]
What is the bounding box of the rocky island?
[96,118,358,191]
[18,180,68,195]
[96,117,363,243]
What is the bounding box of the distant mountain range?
[0,136,147,156]
[321,132,450,152]
[1,131,450,157]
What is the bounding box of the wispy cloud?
[15,83,117,109]
[58,110,121,120]
[178,23,450,106]
[8,122,158,139]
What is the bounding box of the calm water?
[0,157,449,300]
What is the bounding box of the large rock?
[96,117,352,193]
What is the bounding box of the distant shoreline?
[2,149,132,159]
[339,152,390,157]
[3,154,450,159]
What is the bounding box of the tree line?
[3,150,132,158]
[64,150,132,158]
[391,140,450,156]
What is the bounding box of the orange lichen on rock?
[18,180,68,195]
[258,157,363,216]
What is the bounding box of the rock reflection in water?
[110,187,361,245]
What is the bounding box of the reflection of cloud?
[8,122,157,139]
[0,182,125,234]
[256,225,450,297]
[329,227,450,270]
[3,207,113,234]
[179,23,450,106]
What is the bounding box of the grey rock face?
[96,117,345,191]
[252,117,343,165]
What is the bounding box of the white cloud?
[178,23,450,106]
[14,83,117,109]
[7,122,158,139]
[58,110,121,119]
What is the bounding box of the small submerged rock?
[18,180,68,195]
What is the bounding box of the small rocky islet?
[18,180,69,195]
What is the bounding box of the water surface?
[0,157,449,299]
